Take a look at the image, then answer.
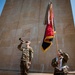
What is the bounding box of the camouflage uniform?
[18,42,33,75]
[51,52,69,75]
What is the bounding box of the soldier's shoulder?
[52,57,56,62]
[51,57,58,68]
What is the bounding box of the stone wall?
[0,0,75,74]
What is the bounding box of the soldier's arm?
[17,42,23,51]
[29,47,34,58]
[30,47,34,53]
[63,53,70,63]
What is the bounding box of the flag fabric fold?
[42,2,56,52]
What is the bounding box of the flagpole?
[55,33,59,53]
[49,2,59,53]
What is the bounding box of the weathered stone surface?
[0,0,75,73]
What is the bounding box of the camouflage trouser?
[20,61,31,75]
[54,68,67,75]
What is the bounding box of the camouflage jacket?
[18,43,33,62]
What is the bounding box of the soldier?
[17,38,33,75]
[51,49,69,75]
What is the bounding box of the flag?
[42,2,56,52]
